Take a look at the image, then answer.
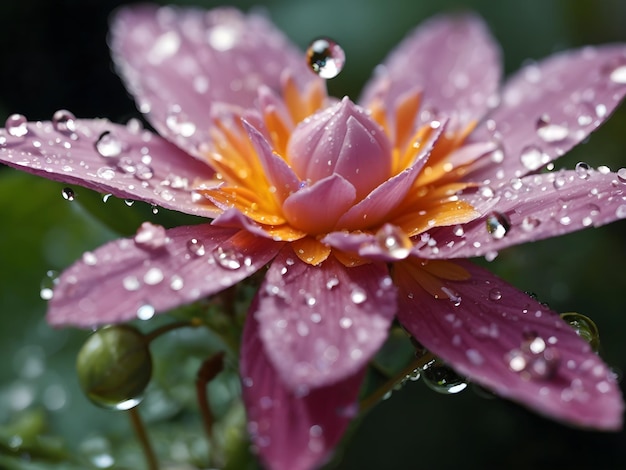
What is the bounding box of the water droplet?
[507,333,560,380]
[134,222,167,250]
[143,267,164,285]
[123,276,140,291]
[213,246,244,270]
[326,277,340,290]
[186,238,206,257]
[95,131,123,158]
[136,303,155,320]
[62,187,75,201]
[375,224,412,259]
[616,204,626,219]
[521,216,540,232]
[96,166,116,180]
[135,163,154,181]
[488,288,502,301]
[421,359,468,394]
[82,251,98,266]
[52,109,77,134]
[486,211,510,239]
[166,106,196,137]
[609,64,626,84]
[124,199,135,207]
[617,168,626,183]
[306,37,345,79]
[536,116,569,143]
[169,275,184,291]
[560,312,600,352]
[520,145,548,170]
[6,113,28,137]
[40,270,59,300]
[350,287,367,304]
[575,162,591,179]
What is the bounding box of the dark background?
[1,0,626,469]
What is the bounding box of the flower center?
[197,75,480,265]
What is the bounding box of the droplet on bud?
[306,37,345,79]
[560,312,600,352]
[76,325,152,410]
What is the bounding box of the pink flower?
[2,4,626,469]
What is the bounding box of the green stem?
[128,407,158,470]
[360,352,435,413]
[196,352,226,440]
[144,319,201,344]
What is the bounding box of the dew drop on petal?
[350,287,367,304]
[136,303,155,320]
[488,288,502,301]
[521,216,541,232]
[82,251,98,266]
[95,131,123,158]
[134,222,168,250]
[186,238,205,257]
[52,109,77,134]
[561,312,600,352]
[617,168,626,183]
[520,145,548,170]
[123,276,141,292]
[6,114,28,137]
[536,116,569,143]
[507,333,560,380]
[616,204,626,219]
[62,187,75,201]
[166,106,196,137]
[143,267,164,285]
[375,224,412,259]
[609,64,626,84]
[306,37,345,79]
[575,162,591,179]
[486,211,510,239]
[40,270,59,300]
[213,246,244,270]
[169,275,184,291]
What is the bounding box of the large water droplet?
[62,187,75,201]
[350,287,367,304]
[306,37,345,79]
[486,211,510,239]
[375,224,412,259]
[560,312,600,352]
[6,114,28,137]
[536,116,569,143]
[143,267,164,286]
[134,222,168,250]
[136,303,156,320]
[520,145,549,171]
[186,238,206,257]
[575,162,591,179]
[52,109,77,134]
[95,131,123,158]
[421,359,468,394]
[213,246,244,270]
[40,270,59,300]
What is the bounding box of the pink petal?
[48,224,280,327]
[395,259,623,430]
[335,120,446,230]
[417,169,626,259]
[360,14,501,126]
[282,174,356,234]
[242,120,301,203]
[467,45,626,183]
[254,248,396,390]
[287,98,392,200]
[0,118,217,217]
[241,311,364,470]
[110,5,320,156]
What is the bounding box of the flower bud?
[76,325,152,410]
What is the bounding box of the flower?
[1,4,626,469]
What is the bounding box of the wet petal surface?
[395,259,623,429]
[48,224,280,327]
[0,118,217,217]
[254,249,396,390]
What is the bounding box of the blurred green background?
[1,0,626,469]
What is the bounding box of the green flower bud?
[76,325,152,410]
